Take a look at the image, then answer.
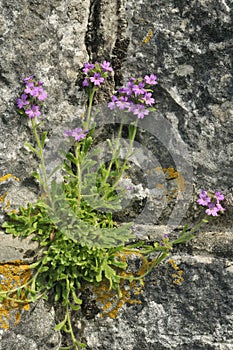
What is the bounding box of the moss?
[0,261,31,330]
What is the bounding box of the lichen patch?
[0,261,31,330]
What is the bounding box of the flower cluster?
[82,61,113,88]
[108,74,157,119]
[197,190,225,216]
[16,75,47,119]
[63,127,89,141]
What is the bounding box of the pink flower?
[132,104,149,119]
[82,62,95,74]
[214,191,225,202]
[16,94,29,108]
[100,61,113,72]
[25,105,41,119]
[205,203,219,217]
[144,74,157,85]
[90,73,104,86]
[142,92,155,106]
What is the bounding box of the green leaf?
[54,317,67,331]
[41,131,47,147]
[24,142,39,155]
[69,303,81,311]
[72,291,82,305]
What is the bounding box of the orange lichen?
[162,167,185,192]
[143,28,153,44]
[0,174,20,212]
[0,192,11,212]
[168,259,184,286]
[0,192,8,203]
[0,261,31,330]
[0,174,20,183]
[93,251,148,319]
[146,167,185,193]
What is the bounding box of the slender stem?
[75,143,82,209]
[31,118,49,195]
[101,121,124,191]
[187,216,209,236]
[83,87,97,130]
[172,216,209,245]
[112,119,138,190]
[66,304,80,350]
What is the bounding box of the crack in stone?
[84,0,130,87]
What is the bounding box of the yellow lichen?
[0,174,20,212]
[143,28,153,44]
[0,192,8,203]
[93,251,147,319]
[168,259,184,286]
[0,261,31,330]
[146,167,185,193]
[0,174,20,183]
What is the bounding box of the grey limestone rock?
[0,0,232,349]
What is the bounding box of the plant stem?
[83,87,97,130]
[112,119,138,190]
[172,217,209,245]
[31,118,49,195]
[101,121,124,192]
[74,143,82,209]
[66,304,80,350]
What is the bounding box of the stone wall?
[0,0,232,349]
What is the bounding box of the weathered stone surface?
[0,299,61,350]
[123,0,233,194]
[0,250,232,350]
[0,0,233,349]
[0,230,38,263]
[82,254,233,350]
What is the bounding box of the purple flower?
[205,203,219,217]
[37,88,48,101]
[216,203,225,212]
[199,190,209,199]
[115,96,131,110]
[108,101,116,110]
[32,86,47,101]
[197,190,211,206]
[82,78,89,87]
[64,128,88,141]
[118,87,132,96]
[17,94,29,108]
[100,60,113,72]
[24,82,35,95]
[25,105,41,119]
[144,74,157,85]
[132,82,147,96]
[124,185,133,190]
[82,62,95,74]
[126,80,135,89]
[90,73,104,86]
[132,104,149,119]
[107,75,156,117]
[164,234,169,239]
[63,129,73,138]
[23,75,34,83]
[108,96,118,110]
[197,197,211,206]
[214,191,225,202]
[142,92,155,106]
